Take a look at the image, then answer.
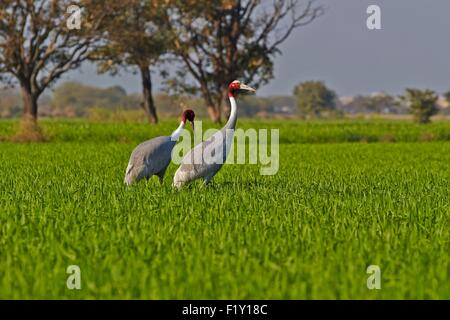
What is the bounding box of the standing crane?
[173,80,255,188]
[124,109,195,186]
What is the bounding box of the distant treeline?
[0,81,296,119]
[1,81,450,120]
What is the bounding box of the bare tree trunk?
[207,104,221,123]
[21,85,38,121]
[200,85,221,123]
[139,66,158,124]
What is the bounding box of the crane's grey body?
[124,136,176,185]
[173,98,238,188]
[173,126,234,188]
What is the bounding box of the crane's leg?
[155,168,168,185]
[203,173,214,186]
[203,165,220,186]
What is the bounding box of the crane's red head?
[228,80,256,97]
[181,109,195,130]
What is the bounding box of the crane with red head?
[125,109,195,186]
[173,80,256,188]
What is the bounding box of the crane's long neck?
[224,95,237,130]
[170,121,185,141]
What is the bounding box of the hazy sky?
[64,0,450,97]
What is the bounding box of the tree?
[444,91,450,105]
[293,80,336,117]
[360,93,398,114]
[401,88,438,124]
[343,93,403,114]
[87,0,169,124]
[52,81,139,115]
[164,0,323,122]
[0,0,101,122]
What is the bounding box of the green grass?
[1,118,450,144]
[0,119,448,299]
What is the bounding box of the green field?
[0,120,449,299]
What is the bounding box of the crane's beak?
[239,83,256,94]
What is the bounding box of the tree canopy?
[87,0,170,123]
[164,0,323,122]
[0,0,102,121]
[0,0,323,126]
[402,88,438,124]
[293,80,336,117]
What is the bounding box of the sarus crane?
[173,80,255,188]
[124,109,195,186]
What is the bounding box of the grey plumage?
[124,136,176,186]
[125,109,195,186]
[173,124,234,188]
